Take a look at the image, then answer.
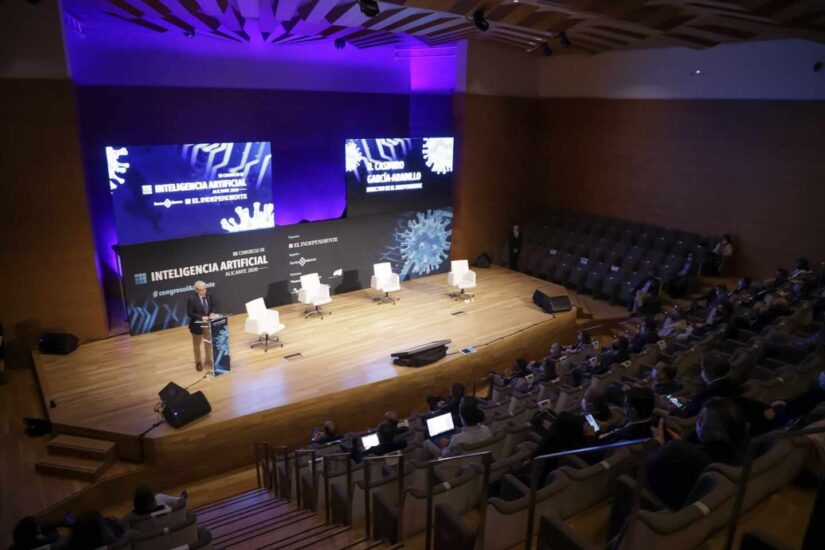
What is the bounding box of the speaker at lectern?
[200,316,231,376]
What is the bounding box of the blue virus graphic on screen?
[213,325,231,367]
[220,202,275,232]
[422,138,454,174]
[384,208,453,279]
[106,146,130,191]
[345,140,364,173]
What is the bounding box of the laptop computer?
[360,432,380,451]
[425,411,456,442]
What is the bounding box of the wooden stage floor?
[35,266,578,478]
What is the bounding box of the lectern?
[200,316,231,377]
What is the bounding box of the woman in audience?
[630,270,661,314]
[122,485,187,525]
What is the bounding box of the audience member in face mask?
[762,369,825,427]
[646,398,747,509]
[678,353,740,418]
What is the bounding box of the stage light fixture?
[541,42,553,57]
[358,0,380,18]
[472,9,489,32]
[335,38,346,50]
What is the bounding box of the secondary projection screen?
[106,142,274,244]
[345,137,454,218]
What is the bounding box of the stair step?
[221,513,320,549]
[193,488,271,514]
[47,434,116,461]
[35,454,108,482]
[196,493,284,524]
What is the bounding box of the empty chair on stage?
[370,262,401,305]
[447,259,476,300]
[299,273,332,319]
[244,297,285,350]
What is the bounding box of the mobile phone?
[666,394,684,409]
[585,414,601,433]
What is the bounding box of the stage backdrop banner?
[119,206,453,334]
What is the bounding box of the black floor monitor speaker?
[39,333,79,355]
[532,290,573,313]
[163,390,211,429]
[159,382,189,405]
[391,340,451,367]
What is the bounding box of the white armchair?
[447,260,476,300]
[370,262,401,304]
[298,273,332,318]
[244,298,285,351]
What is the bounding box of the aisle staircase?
[194,488,402,550]
[35,434,116,481]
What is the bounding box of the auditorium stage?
[34,266,578,483]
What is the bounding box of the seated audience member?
[66,511,126,550]
[123,485,186,525]
[696,284,728,311]
[311,420,341,445]
[629,318,659,354]
[548,342,563,361]
[764,369,825,427]
[679,353,741,418]
[513,358,531,378]
[630,270,661,314]
[658,308,688,338]
[565,330,592,353]
[353,421,408,462]
[664,252,695,298]
[532,388,616,480]
[11,516,62,550]
[647,398,747,509]
[427,382,465,424]
[651,362,683,396]
[749,296,791,332]
[681,300,734,341]
[539,356,558,382]
[598,335,630,373]
[384,410,409,435]
[425,397,490,458]
[706,234,734,275]
[790,257,812,283]
[600,387,656,443]
[767,268,790,291]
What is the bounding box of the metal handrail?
[424,450,493,550]
[253,442,288,495]
[293,449,318,511]
[362,452,406,541]
[318,452,354,525]
[524,437,652,550]
[722,424,825,550]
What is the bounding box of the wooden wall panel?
[533,99,825,278]
[0,79,109,368]
[451,93,539,262]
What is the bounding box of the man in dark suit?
[508,224,523,270]
[187,280,216,372]
[628,317,659,354]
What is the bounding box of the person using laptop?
[352,421,408,463]
[424,397,490,458]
